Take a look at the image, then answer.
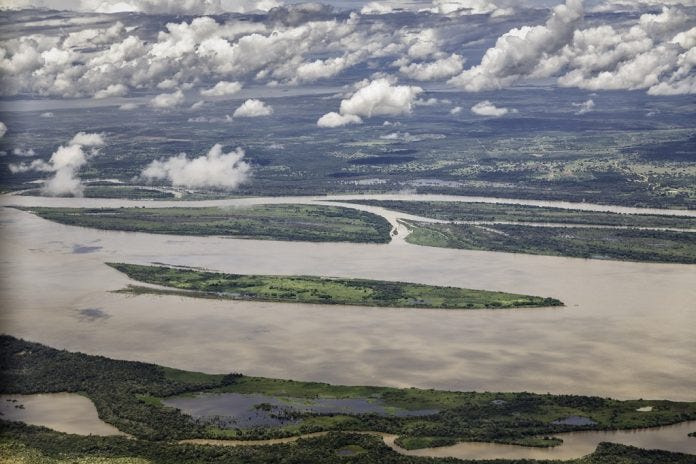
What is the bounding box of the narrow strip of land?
[16,204,392,244]
[109,263,563,309]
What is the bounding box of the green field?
[18,205,392,243]
[1,336,695,463]
[343,200,696,229]
[109,263,562,309]
[403,222,696,264]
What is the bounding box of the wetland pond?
[164,392,438,428]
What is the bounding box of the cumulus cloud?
[13,148,36,157]
[446,1,696,95]
[94,83,128,99]
[2,0,282,14]
[0,122,6,138]
[150,90,185,109]
[428,0,514,17]
[399,54,465,81]
[450,106,463,114]
[317,112,363,128]
[449,0,584,91]
[317,78,422,127]
[340,78,423,117]
[141,144,251,190]
[70,132,105,146]
[573,98,595,114]
[360,2,393,14]
[471,100,515,116]
[0,7,459,99]
[232,99,273,117]
[9,132,105,197]
[200,81,242,97]
[40,112,54,118]
[119,102,139,111]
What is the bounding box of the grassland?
[108,263,562,309]
[402,222,696,264]
[344,200,696,229]
[18,205,392,243]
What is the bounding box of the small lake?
[0,393,125,436]
[164,392,437,428]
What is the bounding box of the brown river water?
[0,193,694,457]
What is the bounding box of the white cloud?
[361,2,393,14]
[318,78,422,127]
[119,102,139,111]
[449,0,584,91]
[428,0,514,17]
[200,81,242,97]
[8,132,105,197]
[40,112,54,118]
[399,54,465,81]
[316,112,363,128]
[70,132,105,146]
[671,27,696,50]
[471,100,514,116]
[94,83,128,99]
[13,148,36,157]
[593,1,696,12]
[450,106,462,114]
[150,90,185,109]
[141,144,251,190]
[415,97,451,106]
[2,0,282,14]
[0,122,6,138]
[232,99,273,117]
[339,78,423,118]
[573,98,595,114]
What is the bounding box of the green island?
[108,263,563,309]
[401,221,696,264]
[17,204,392,244]
[2,336,695,464]
[342,200,696,229]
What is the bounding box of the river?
[0,193,694,404]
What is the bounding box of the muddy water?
[385,420,696,460]
[0,195,695,405]
[0,393,125,436]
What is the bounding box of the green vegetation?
[108,263,563,309]
[2,335,695,453]
[19,204,391,243]
[4,424,695,464]
[344,200,696,229]
[403,222,696,264]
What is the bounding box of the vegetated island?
[16,204,392,243]
[401,221,696,264]
[339,200,696,264]
[1,336,696,464]
[341,200,696,229]
[108,263,563,309]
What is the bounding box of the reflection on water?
[0,393,125,436]
[164,392,437,428]
[0,195,694,406]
